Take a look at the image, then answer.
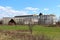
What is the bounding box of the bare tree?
[56,16,60,25]
[28,17,34,34]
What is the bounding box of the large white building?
[2,14,56,25]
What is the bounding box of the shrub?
[47,25,57,27]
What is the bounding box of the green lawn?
[0,25,60,32]
[0,25,60,33]
[0,25,60,40]
[0,25,29,30]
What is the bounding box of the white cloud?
[25,7,40,14]
[0,6,28,18]
[25,7,39,12]
[0,6,40,18]
[43,8,49,11]
[57,5,60,7]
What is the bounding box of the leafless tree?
[28,17,34,34]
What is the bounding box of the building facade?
[2,14,56,25]
[38,15,56,25]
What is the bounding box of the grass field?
[0,25,60,40]
[0,25,29,30]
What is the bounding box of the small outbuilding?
[8,19,16,25]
